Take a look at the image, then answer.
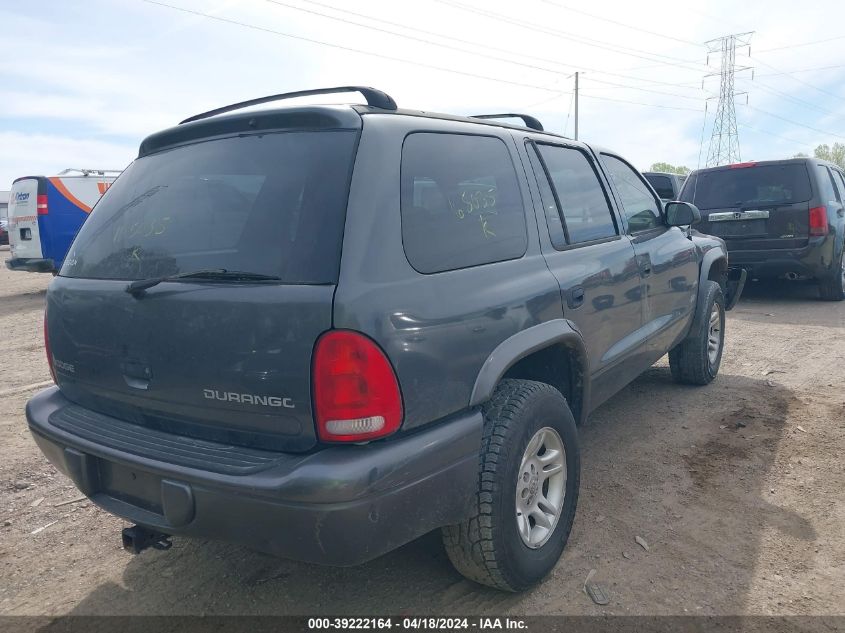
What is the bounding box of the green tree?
[649,162,691,175]
[813,143,845,169]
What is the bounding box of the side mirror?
[665,201,701,227]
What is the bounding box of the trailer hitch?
[121,525,172,554]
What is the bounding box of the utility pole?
[574,71,579,140]
[704,32,753,167]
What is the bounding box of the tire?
[442,379,580,592]
[818,249,845,301]
[669,280,725,385]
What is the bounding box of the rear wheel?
[442,379,580,592]
[669,280,725,385]
[819,250,845,301]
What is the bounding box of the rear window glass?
[401,133,527,273]
[644,174,675,199]
[61,130,358,283]
[536,144,617,244]
[680,164,812,209]
[815,165,840,203]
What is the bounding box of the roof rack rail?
[470,113,544,131]
[57,168,123,176]
[180,86,398,124]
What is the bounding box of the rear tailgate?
[8,178,44,261]
[682,162,813,250]
[49,278,333,451]
[51,120,361,452]
[700,201,810,250]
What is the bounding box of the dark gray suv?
[26,87,744,592]
[680,158,845,300]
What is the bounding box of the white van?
[6,169,120,272]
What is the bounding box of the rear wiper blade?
[126,269,282,295]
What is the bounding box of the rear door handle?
[568,286,585,309]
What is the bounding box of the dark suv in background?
[26,87,742,592]
[680,158,845,300]
[644,171,687,202]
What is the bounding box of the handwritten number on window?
[453,187,498,238]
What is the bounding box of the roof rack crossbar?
[180,86,397,124]
[57,168,123,176]
[470,113,544,131]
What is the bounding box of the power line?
[290,0,707,91]
[740,78,841,118]
[745,104,845,140]
[755,62,845,77]
[578,93,702,112]
[681,62,845,89]
[519,87,704,114]
[697,102,709,169]
[750,56,841,99]
[266,0,570,76]
[564,91,575,136]
[537,0,701,47]
[757,35,845,53]
[296,0,569,69]
[433,0,713,73]
[736,121,812,146]
[585,76,705,102]
[521,90,569,110]
[141,0,558,92]
[141,1,705,116]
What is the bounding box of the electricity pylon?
[704,32,753,167]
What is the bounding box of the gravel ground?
[1,246,843,616]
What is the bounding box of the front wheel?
[669,280,725,385]
[442,379,580,592]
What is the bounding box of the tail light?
[36,194,49,215]
[44,310,56,383]
[809,206,829,236]
[312,330,403,442]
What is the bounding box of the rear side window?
[535,144,617,244]
[401,133,527,273]
[816,165,841,203]
[526,144,567,249]
[601,155,662,232]
[833,171,845,201]
[644,174,675,199]
[62,131,358,283]
[680,164,813,209]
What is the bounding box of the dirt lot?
[1,245,843,617]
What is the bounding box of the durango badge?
[203,389,294,409]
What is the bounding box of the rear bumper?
[5,257,55,273]
[727,238,834,280]
[26,387,482,566]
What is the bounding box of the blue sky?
[1,0,844,188]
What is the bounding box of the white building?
[0,191,8,222]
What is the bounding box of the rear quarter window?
[815,164,840,203]
[400,133,527,274]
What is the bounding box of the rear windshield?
[680,163,812,210]
[61,130,358,283]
